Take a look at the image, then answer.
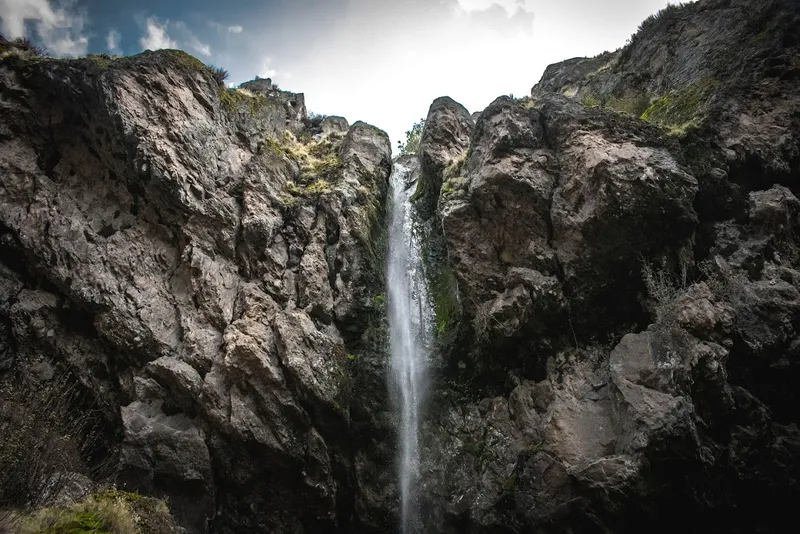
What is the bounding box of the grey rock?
[416,96,474,215]
[321,116,350,136]
[0,48,392,533]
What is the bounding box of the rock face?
[416,97,474,217]
[2,0,800,531]
[409,0,800,532]
[0,43,392,533]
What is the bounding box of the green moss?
[432,267,461,339]
[220,88,271,114]
[640,78,718,135]
[283,179,332,199]
[303,179,332,195]
[526,439,546,455]
[499,248,514,264]
[440,177,464,196]
[410,177,426,202]
[582,90,649,116]
[462,438,484,458]
[264,136,290,158]
[42,511,111,534]
[581,92,600,108]
[751,27,776,45]
[10,489,178,534]
[162,49,210,73]
[502,473,518,494]
[303,153,342,178]
[95,490,143,503]
[604,92,651,116]
[373,294,385,306]
[84,53,117,70]
[268,131,343,180]
[443,151,467,180]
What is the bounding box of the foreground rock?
[0,41,392,532]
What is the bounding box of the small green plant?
[642,259,679,324]
[397,118,425,155]
[373,294,385,306]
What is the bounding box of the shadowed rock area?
[0,41,394,533]
[409,0,800,532]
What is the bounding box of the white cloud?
[189,38,211,56]
[0,0,88,56]
[259,57,277,79]
[141,18,210,56]
[139,16,176,51]
[106,28,120,53]
[179,24,211,56]
[228,25,243,34]
[456,0,534,15]
[217,0,683,148]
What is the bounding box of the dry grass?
[2,489,179,534]
[0,374,108,509]
[267,130,344,202]
[642,260,680,324]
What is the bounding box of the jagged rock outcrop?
[0,42,392,533]
[412,0,800,532]
[535,0,800,191]
[416,97,474,218]
[2,0,800,531]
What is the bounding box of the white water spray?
[387,161,433,534]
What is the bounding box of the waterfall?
[387,160,433,534]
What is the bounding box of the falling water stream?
[387,160,434,534]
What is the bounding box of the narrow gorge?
[1,0,800,532]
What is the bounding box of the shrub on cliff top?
[210,65,229,86]
[397,118,425,155]
[9,36,48,56]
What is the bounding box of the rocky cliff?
[1,0,800,531]
[410,0,800,532]
[0,40,395,532]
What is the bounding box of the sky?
[0,0,688,148]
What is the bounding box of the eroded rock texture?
[1,0,800,531]
[412,0,800,532]
[0,45,393,533]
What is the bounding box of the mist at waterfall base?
[387,161,435,533]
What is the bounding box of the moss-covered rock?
[640,78,718,135]
[6,490,180,534]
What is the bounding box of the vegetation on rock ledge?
[2,490,180,534]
